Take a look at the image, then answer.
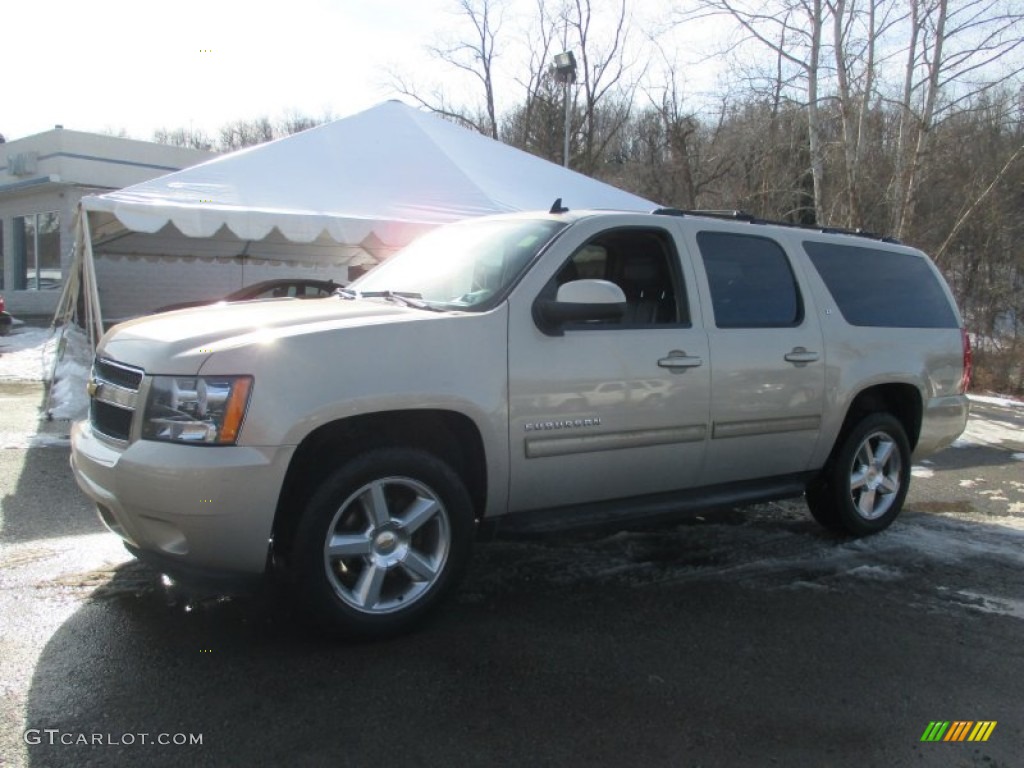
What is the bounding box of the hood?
[97,296,423,374]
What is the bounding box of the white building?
[0,128,213,316]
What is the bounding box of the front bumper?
[70,420,295,576]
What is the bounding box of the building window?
[12,212,61,290]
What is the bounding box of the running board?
[488,473,815,537]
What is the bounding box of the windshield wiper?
[340,289,443,311]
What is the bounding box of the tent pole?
[43,207,89,418]
[83,213,103,348]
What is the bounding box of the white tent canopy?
[68,100,658,339]
[82,100,656,250]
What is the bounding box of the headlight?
[142,375,253,444]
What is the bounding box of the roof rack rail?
[818,225,900,244]
[653,208,756,222]
[651,207,900,244]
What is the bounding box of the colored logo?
[920,721,996,742]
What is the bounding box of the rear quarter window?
[803,241,958,328]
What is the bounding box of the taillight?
[960,328,972,394]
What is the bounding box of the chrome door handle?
[658,351,703,370]
[784,347,819,364]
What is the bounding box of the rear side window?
[803,241,958,328]
[697,232,802,328]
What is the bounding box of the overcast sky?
[2,0,725,142]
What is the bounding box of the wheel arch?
[836,382,923,454]
[270,409,487,566]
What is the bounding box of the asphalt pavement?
[1,382,1022,767]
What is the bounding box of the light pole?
[551,51,577,168]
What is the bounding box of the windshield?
[351,218,566,310]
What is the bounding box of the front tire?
[289,447,474,637]
[806,413,911,536]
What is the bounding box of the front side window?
[549,227,689,327]
[697,231,802,328]
[353,218,566,311]
[12,212,61,291]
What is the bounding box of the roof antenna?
[549,198,568,214]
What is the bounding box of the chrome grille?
[89,357,144,442]
[94,358,144,390]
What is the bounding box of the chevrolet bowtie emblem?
[86,379,99,397]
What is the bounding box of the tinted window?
[697,232,802,328]
[803,241,958,328]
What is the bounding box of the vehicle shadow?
[922,442,1022,470]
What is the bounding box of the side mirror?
[535,279,626,335]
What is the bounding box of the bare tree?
[154,112,331,153]
[675,0,828,224]
[559,0,639,174]
[623,45,736,208]
[152,126,216,151]
[888,0,1024,238]
[500,0,562,159]
[219,117,276,151]
[279,109,334,136]
[390,0,506,137]
[828,0,898,226]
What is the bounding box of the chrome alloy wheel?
[848,430,903,521]
[321,476,451,614]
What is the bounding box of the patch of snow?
[0,324,92,419]
[958,479,979,488]
[969,394,1024,408]
[911,466,935,478]
[949,589,1024,619]
[954,416,1024,450]
[46,327,91,420]
[845,565,903,581]
[31,434,72,448]
[979,489,1009,502]
[0,327,55,381]
[0,432,70,450]
[850,517,1024,563]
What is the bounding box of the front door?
[507,222,711,513]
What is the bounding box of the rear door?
[679,225,826,485]
[506,218,711,512]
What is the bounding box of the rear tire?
[289,447,474,638]
[805,413,911,536]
